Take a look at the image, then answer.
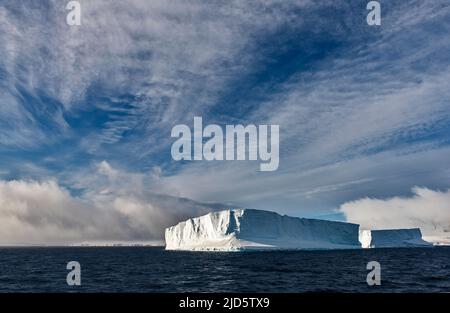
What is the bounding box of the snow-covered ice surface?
[165,209,361,251]
[359,228,432,248]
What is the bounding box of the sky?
[0,0,450,244]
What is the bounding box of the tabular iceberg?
[165,209,361,251]
[359,228,432,248]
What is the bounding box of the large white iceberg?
[359,228,432,248]
[165,209,361,251]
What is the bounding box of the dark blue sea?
[0,247,449,292]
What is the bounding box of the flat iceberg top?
[165,209,361,251]
[359,228,432,248]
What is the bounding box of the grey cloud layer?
[0,162,218,245]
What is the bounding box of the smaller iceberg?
[359,228,432,248]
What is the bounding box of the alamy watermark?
[66,1,81,26]
[171,117,279,171]
[366,261,381,286]
[64,1,379,27]
[367,1,381,26]
[66,261,81,286]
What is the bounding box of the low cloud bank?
[340,187,450,235]
[0,162,217,245]
[3,162,449,245]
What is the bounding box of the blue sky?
[0,0,450,243]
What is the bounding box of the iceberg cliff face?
[359,228,432,248]
[165,209,361,251]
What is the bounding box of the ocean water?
[0,246,449,292]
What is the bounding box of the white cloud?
[0,0,313,149]
[340,187,450,235]
[0,162,217,245]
